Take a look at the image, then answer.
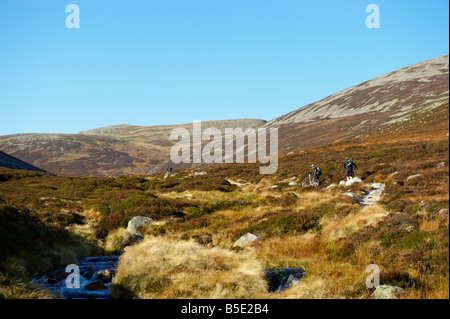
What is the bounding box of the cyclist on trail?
[343,158,357,180]
[311,164,322,183]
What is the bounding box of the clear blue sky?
[0,0,448,135]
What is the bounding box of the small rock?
[326,183,336,189]
[345,177,363,186]
[233,233,258,248]
[339,181,347,186]
[391,171,399,176]
[271,185,279,189]
[48,270,66,284]
[371,183,385,189]
[97,269,115,283]
[437,162,445,168]
[439,208,449,216]
[372,285,404,299]
[287,152,294,155]
[406,174,422,181]
[193,171,207,176]
[288,182,297,186]
[405,225,416,233]
[85,280,107,291]
[344,192,358,201]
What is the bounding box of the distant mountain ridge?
[0,119,266,176]
[0,55,448,177]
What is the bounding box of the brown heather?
[0,128,448,299]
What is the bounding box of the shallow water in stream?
[33,255,119,299]
[34,255,304,299]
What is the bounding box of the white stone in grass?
[233,233,258,248]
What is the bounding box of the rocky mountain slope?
[264,55,449,152]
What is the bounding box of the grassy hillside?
[0,130,448,299]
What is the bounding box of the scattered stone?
[404,225,416,233]
[185,193,194,200]
[391,171,399,176]
[287,152,294,155]
[228,180,245,187]
[271,185,279,189]
[339,181,347,186]
[371,183,385,189]
[48,270,66,284]
[439,208,449,216]
[163,172,170,179]
[233,233,258,248]
[344,192,358,201]
[326,183,336,189]
[288,182,297,186]
[97,269,115,283]
[127,216,154,236]
[437,162,445,168]
[193,171,207,176]
[85,280,107,291]
[372,285,404,299]
[406,174,422,181]
[359,183,385,207]
[345,177,363,186]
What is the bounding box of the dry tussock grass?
[111,237,267,299]
[321,205,389,240]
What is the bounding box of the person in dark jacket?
[311,164,322,182]
[343,158,357,180]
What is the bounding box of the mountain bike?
[302,173,319,187]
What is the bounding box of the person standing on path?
[343,158,358,181]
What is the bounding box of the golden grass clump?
[104,227,135,252]
[320,205,390,240]
[111,237,268,299]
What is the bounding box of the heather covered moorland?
[0,130,448,299]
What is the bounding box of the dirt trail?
[359,183,385,207]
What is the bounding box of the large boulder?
[372,285,404,299]
[127,216,154,236]
[233,233,258,248]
